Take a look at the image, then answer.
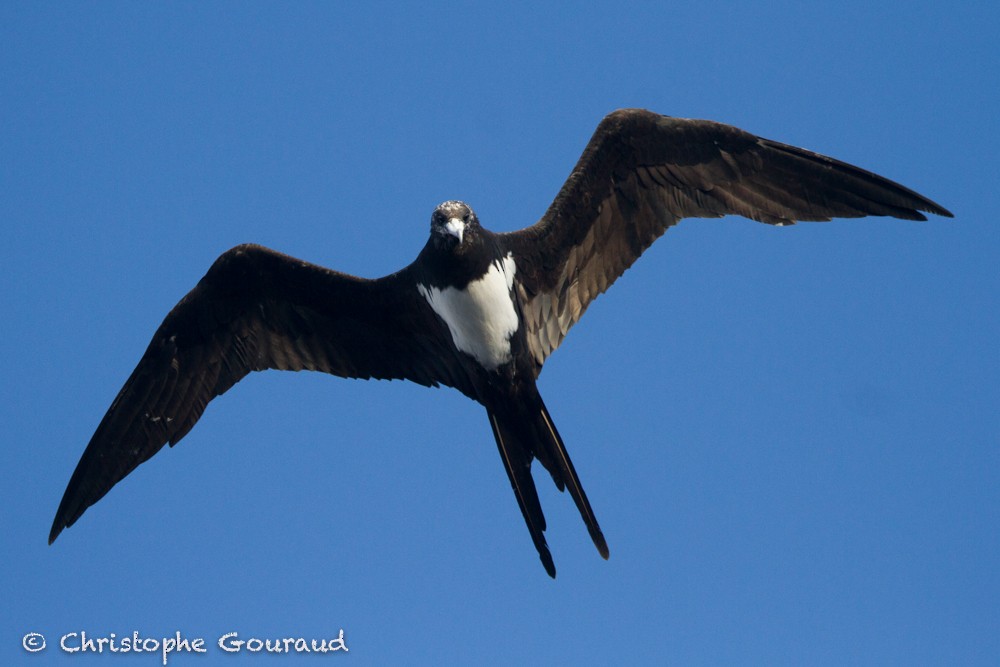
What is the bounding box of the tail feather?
[488,411,556,577]
[536,402,609,560]
[486,389,608,577]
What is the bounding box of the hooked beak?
[444,218,465,244]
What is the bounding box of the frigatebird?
[49,109,952,576]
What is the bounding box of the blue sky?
[2,2,997,664]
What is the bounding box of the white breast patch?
[418,254,518,370]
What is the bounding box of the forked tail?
[486,390,609,577]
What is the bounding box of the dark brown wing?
[502,109,953,371]
[50,243,466,543]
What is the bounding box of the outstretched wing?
[503,109,953,372]
[50,243,465,543]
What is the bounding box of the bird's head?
[430,200,479,252]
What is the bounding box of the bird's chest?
[418,254,519,371]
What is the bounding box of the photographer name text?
[22,630,348,663]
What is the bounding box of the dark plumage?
[50,109,952,576]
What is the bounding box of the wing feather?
[50,243,462,543]
[504,109,953,370]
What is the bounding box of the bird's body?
[49,109,952,576]
[417,245,519,370]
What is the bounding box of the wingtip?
[908,204,953,221]
[49,501,72,545]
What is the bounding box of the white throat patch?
[417,253,518,370]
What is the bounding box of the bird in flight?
[49,109,952,577]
